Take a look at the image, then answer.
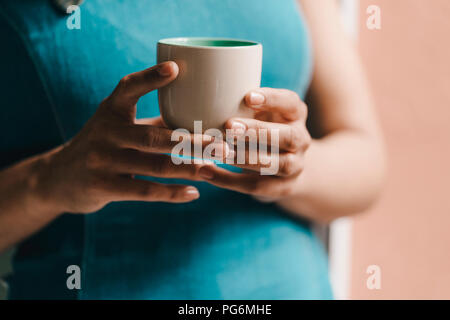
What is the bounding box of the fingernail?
[184,187,200,199]
[199,166,214,180]
[230,120,246,135]
[249,92,265,105]
[157,63,172,77]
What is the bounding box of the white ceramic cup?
[157,37,263,132]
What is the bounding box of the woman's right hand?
[34,61,225,214]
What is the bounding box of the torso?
[1,0,332,299]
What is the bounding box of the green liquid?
[158,37,259,47]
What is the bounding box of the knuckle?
[286,88,298,99]
[302,130,312,150]
[286,127,303,152]
[168,188,182,201]
[141,184,155,198]
[117,74,138,100]
[142,129,160,149]
[277,88,297,102]
[292,93,307,118]
[298,100,308,119]
[85,149,104,170]
[269,88,284,101]
[291,90,301,102]
[279,153,297,176]
[118,75,132,88]
[152,157,169,175]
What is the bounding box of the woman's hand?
[34,62,224,214]
[197,0,386,223]
[198,88,311,202]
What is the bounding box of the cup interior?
[158,37,259,48]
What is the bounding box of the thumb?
[108,61,179,120]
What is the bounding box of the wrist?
[25,150,65,221]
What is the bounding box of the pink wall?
[351,0,450,299]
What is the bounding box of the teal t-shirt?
[1,0,332,299]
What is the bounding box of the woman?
[0,0,385,299]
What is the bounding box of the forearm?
[0,148,63,253]
[277,130,386,223]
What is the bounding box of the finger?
[198,165,290,196]
[108,61,179,117]
[108,149,215,179]
[135,116,167,127]
[225,118,309,152]
[229,151,303,177]
[113,124,230,160]
[109,177,200,203]
[244,88,307,122]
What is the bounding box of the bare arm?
[198,0,386,224]
[276,0,386,222]
[0,150,63,252]
[0,62,221,253]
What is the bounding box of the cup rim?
[158,37,261,49]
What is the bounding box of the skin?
[199,0,386,223]
[0,0,385,253]
[0,62,225,252]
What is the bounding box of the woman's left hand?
[198,88,311,201]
